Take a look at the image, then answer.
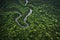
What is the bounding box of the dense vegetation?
[0,0,60,40]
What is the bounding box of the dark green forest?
[0,0,60,40]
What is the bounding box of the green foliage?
[0,0,60,40]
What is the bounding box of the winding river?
[15,0,33,28]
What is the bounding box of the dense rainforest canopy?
[0,0,60,40]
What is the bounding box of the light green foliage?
[0,0,60,40]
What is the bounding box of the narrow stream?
[15,0,33,28]
[25,0,29,6]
